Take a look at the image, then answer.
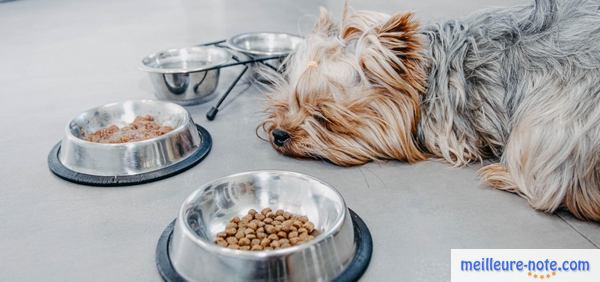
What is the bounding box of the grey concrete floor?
[1,0,599,281]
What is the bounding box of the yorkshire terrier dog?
[259,0,600,221]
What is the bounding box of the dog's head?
[259,8,428,166]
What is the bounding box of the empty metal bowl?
[169,170,356,282]
[58,100,202,176]
[141,46,233,105]
[227,32,303,81]
[227,32,303,57]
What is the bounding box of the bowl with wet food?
[54,100,209,180]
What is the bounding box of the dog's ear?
[313,7,338,36]
[377,13,423,61]
[356,12,426,100]
[352,12,427,160]
[341,0,350,26]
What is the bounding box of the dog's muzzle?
[272,129,290,146]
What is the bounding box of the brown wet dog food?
[215,208,320,251]
[82,115,173,143]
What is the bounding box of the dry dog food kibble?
[214,208,320,251]
[82,115,173,143]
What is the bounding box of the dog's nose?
[272,129,290,146]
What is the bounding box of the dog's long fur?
[260,0,600,220]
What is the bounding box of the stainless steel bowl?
[227,32,303,81]
[169,170,355,282]
[226,32,303,57]
[59,100,202,176]
[141,46,233,105]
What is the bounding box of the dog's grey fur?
[420,0,600,218]
[261,0,600,220]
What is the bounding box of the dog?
[259,0,600,221]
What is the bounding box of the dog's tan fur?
[260,9,428,165]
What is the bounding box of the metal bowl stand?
[195,40,285,121]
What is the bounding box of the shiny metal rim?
[226,32,303,57]
[177,170,348,258]
[140,46,233,74]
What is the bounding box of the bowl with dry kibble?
[156,170,373,282]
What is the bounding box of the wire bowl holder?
[140,32,302,120]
